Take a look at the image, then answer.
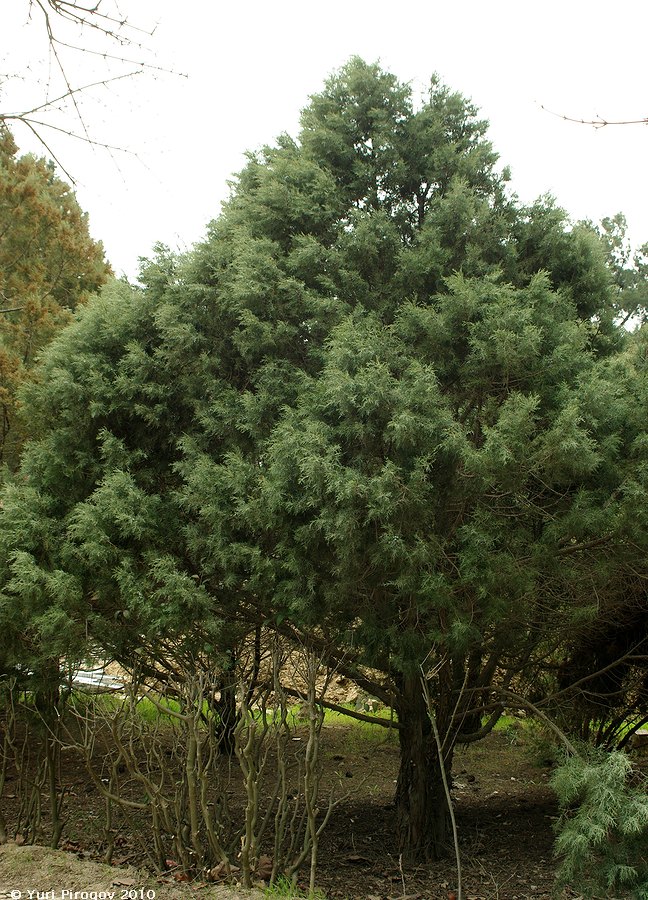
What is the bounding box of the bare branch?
[5,70,144,119]
[496,689,578,755]
[34,0,154,39]
[3,2,185,170]
[12,117,76,182]
[541,105,648,128]
[278,682,401,729]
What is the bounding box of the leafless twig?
[3,1,186,174]
[541,105,648,128]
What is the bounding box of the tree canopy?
[0,126,110,469]
[1,58,647,862]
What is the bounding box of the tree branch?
[278,682,401,729]
[541,105,648,128]
[3,1,185,171]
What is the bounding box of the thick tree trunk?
[395,674,453,862]
[213,654,239,755]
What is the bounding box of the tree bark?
[214,657,238,755]
[394,674,452,862]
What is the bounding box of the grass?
[320,703,399,748]
[66,688,183,726]
[65,692,398,753]
[264,875,327,899]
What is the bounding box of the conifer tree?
[176,58,634,859]
[553,751,648,898]
[1,59,645,863]
[0,126,109,468]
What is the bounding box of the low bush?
[552,749,648,899]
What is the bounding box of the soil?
[0,842,265,899]
[0,719,592,900]
[311,723,572,900]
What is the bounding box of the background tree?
[0,125,109,469]
[589,212,648,326]
[1,58,645,866]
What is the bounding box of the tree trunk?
[34,659,63,849]
[214,658,238,755]
[395,674,452,862]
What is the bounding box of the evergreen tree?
[553,751,648,898]
[177,58,634,859]
[0,126,109,468]
[1,59,644,862]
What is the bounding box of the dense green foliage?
[592,213,648,326]
[0,274,222,681]
[553,751,648,899]
[0,126,110,468]
[1,58,647,862]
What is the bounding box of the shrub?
[552,750,648,898]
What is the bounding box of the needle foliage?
[1,59,647,861]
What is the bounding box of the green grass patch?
[264,875,327,899]
[66,689,183,726]
[320,703,399,748]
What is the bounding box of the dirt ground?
[0,720,591,900]
[311,723,573,900]
[0,841,266,899]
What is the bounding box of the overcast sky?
[3,0,648,279]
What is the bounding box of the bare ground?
[0,841,265,899]
[0,720,590,900]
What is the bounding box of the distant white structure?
[630,730,648,754]
[66,667,124,692]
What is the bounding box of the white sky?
[3,0,648,279]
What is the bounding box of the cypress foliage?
[1,59,646,862]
